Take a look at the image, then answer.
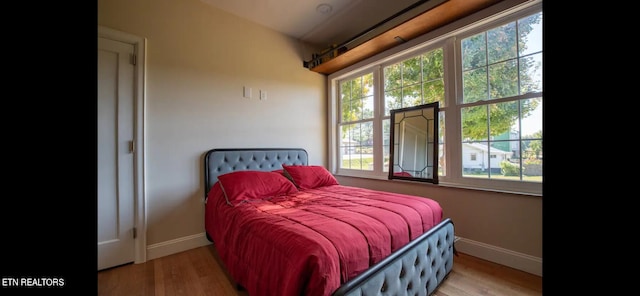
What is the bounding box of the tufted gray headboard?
[203,148,308,200]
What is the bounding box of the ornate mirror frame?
[388,102,439,184]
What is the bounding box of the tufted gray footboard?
[332,218,455,296]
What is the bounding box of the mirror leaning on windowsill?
[388,102,439,184]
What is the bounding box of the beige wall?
[98,0,327,246]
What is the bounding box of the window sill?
[436,181,542,197]
[333,172,542,197]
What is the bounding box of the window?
[329,1,542,195]
[338,73,375,172]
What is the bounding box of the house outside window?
[329,1,542,195]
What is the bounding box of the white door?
[98,36,136,271]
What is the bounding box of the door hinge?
[130,53,137,65]
[133,227,137,239]
[129,140,135,153]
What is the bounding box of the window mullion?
[372,65,384,175]
[443,36,461,182]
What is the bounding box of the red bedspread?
[205,184,443,296]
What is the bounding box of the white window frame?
[328,0,542,196]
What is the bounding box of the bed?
[204,148,455,296]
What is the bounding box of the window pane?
[492,139,514,168]
[461,33,486,71]
[461,105,488,141]
[340,80,352,122]
[340,80,351,100]
[522,139,542,183]
[385,91,401,116]
[339,123,356,169]
[462,141,513,180]
[487,22,517,64]
[518,12,542,94]
[341,74,374,122]
[422,48,444,81]
[521,97,542,139]
[438,111,445,176]
[402,57,422,86]
[489,100,519,139]
[362,73,373,93]
[339,122,374,171]
[422,48,445,107]
[520,53,542,93]
[384,47,445,111]
[462,141,490,179]
[492,141,518,180]
[518,12,542,56]
[361,95,374,120]
[423,79,444,105]
[489,59,518,99]
[383,118,390,172]
[462,67,488,103]
[384,64,402,91]
[402,84,422,107]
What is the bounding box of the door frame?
[98,25,147,264]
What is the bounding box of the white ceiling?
[200,0,419,48]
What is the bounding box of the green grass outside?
[342,157,374,170]
[463,173,542,182]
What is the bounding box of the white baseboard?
[146,232,212,261]
[454,236,542,277]
[145,233,542,277]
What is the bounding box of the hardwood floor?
[98,245,542,296]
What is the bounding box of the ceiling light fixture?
[316,3,333,14]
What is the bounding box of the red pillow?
[217,170,298,206]
[282,165,339,190]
